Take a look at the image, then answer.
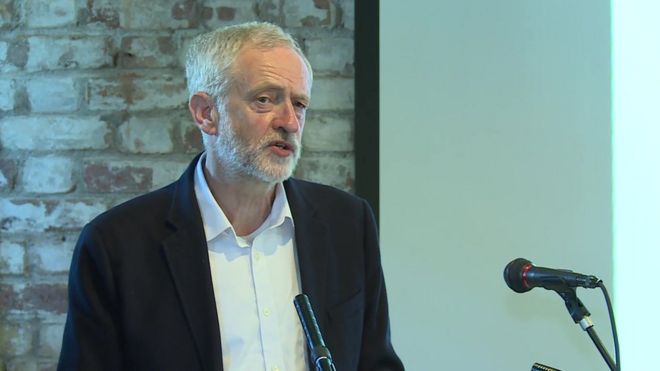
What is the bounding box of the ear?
[188,92,219,136]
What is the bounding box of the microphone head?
[504,258,533,293]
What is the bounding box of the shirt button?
[264,308,271,316]
[272,367,279,371]
[254,253,261,262]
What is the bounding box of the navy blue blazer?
[58,155,403,371]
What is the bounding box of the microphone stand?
[294,294,336,371]
[556,287,616,371]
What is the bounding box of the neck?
[203,158,277,237]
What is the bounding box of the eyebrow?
[247,83,311,104]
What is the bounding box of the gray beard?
[211,117,301,184]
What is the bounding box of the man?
[58,22,403,371]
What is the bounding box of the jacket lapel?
[162,155,223,371]
[284,179,331,336]
[158,166,330,371]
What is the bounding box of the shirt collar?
[193,153,294,242]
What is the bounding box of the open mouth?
[268,140,296,156]
[272,141,293,151]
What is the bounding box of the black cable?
[586,326,616,370]
[598,281,620,371]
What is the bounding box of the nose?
[273,100,301,133]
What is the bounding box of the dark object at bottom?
[532,362,561,371]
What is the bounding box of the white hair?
[185,22,313,102]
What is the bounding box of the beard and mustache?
[209,112,302,184]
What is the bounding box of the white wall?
[380,1,613,370]
[612,1,660,369]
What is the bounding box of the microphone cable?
[598,281,620,371]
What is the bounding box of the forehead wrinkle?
[230,46,312,97]
[254,62,309,86]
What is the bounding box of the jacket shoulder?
[286,178,366,205]
[284,178,375,223]
[87,183,176,231]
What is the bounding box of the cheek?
[239,114,274,139]
[297,117,306,135]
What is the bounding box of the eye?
[294,101,308,110]
[256,96,271,104]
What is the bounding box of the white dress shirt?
[193,155,309,371]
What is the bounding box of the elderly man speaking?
[58,22,403,371]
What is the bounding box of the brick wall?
[0,0,355,369]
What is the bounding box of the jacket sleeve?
[58,223,123,371]
[358,199,405,371]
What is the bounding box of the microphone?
[504,258,600,293]
[293,294,335,371]
[531,362,562,371]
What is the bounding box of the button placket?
[252,238,280,371]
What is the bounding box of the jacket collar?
[162,153,224,371]
[284,179,331,336]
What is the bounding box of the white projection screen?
[379,1,622,370]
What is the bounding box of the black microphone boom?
[294,294,335,371]
[504,258,600,293]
